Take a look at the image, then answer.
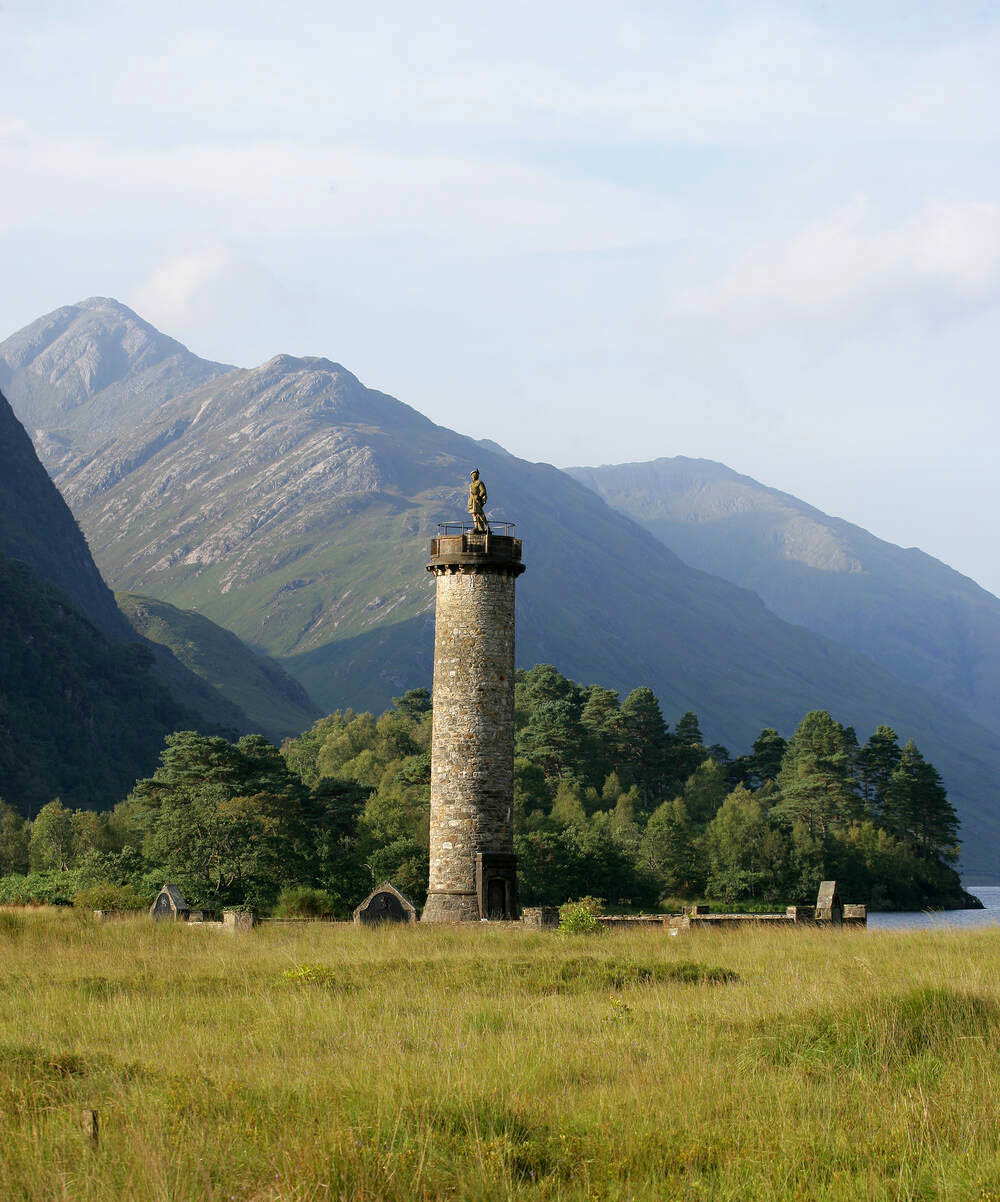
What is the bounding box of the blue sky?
[3,2,1000,589]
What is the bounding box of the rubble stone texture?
[422,533,524,922]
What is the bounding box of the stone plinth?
[422,530,525,923]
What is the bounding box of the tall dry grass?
[1,909,999,1200]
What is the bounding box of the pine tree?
[857,725,902,814]
[515,699,588,785]
[748,728,787,787]
[620,688,670,807]
[882,741,959,861]
[580,687,627,785]
[666,710,708,790]
[773,711,861,835]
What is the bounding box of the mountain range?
[569,459,1000,741]
[2,297,999,875]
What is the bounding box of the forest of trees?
[0,664,974,913]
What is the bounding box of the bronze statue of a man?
[467,469,490,534]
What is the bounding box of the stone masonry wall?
[422,566,517,922]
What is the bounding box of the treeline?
[0,664,971,912]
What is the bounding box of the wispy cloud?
[0,129,680,255]
[677,199,1000,319]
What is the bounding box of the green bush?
[272,886,336,918]
[0,870,87,906]
[72,883,149,912]
[558,897,604,935]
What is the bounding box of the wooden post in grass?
[81,1109,99,1147]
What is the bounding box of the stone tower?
[421,523,525,922]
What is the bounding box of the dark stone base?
[421,891,481,923]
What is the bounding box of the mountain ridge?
[0,296,231,466]
[568,456,1000,740]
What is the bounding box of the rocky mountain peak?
[0,297,232,453]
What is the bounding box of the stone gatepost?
[222,908,256,932]
[421,524,525,922]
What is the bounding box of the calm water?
[870,885,1000,930]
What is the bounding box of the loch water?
[870,885,1000,930]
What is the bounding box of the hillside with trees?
[0,666,972,913]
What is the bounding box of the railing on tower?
[436,521,517,537]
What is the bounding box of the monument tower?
[421,470,526,922]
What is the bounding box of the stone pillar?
[222,908,256,932]
[422,530,525,922]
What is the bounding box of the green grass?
[3,910,1000,1200]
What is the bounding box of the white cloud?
[132,246,237,328]
[678,199,1000,318]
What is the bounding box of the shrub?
[72,884,149,912]
[272,886,336,918]
[0,870,87,906]
[558,897,604,935]
[282,963,340,987]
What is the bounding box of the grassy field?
[2,911,1000,1201]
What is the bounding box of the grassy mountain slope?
[37,340,1000,872]
[569,457,1000,740]
[117,593,320,743]
[0,552,196,815]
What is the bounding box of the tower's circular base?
[421,891,481,922]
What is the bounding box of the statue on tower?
[467,469,491,535]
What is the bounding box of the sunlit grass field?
[2,909,1000,1201]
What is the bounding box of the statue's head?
[470,469,479,481]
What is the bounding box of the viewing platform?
[427,523,525,576]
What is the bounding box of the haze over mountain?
[6,300,999,873]
[569,458,1000,740]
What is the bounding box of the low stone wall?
[597,915,670,930]
[669,903,868,932]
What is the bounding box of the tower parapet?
[422,520,525,922]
